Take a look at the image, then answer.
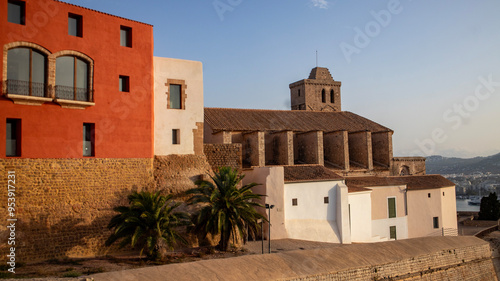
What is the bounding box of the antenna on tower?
[316,50,318,67]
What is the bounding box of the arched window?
[7,47,46,97]
[321,89,326,103]
[56,56,89,101]
[330,89,334,103]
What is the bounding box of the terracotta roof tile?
[344,175,455,191]
[204,108,392,133]
[284,165,343,183]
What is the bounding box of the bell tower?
[289,67,341,111]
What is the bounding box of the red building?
[0,0,154,261]
[1,0,153,158]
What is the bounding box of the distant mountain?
[426,153,500,174]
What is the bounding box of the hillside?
[426,153,500,174]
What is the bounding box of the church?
[204,67,457,243]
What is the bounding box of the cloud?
[311,0,328,9]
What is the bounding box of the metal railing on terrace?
[55,85,90,102]
[6,79,46,97]
[427,228,459,237]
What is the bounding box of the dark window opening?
[330,89,334,103]
[172,129,180,145]
[170,84,181,109]
[119,75,130,92]
[7,47,47,97]
[6,119,21,157]
[321,89,326,103]
[324,196,329,204]
[390,226,397,240]
[433,217,439,229]
[120,26,132,47]
[55,56,89,101]
[68,13,83,37]
[298,89,301,97]
[8,0,25,25]
[388,197,396,218]
[292,198,298,206]
[428,193,431,198]
[83,123,95,157]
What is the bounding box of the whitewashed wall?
[348,191,373,242]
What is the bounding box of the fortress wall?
[0,158,153,262]
[91,236,497,281]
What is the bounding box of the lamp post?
[265,204,274,254]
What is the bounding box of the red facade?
[0,0,154,158]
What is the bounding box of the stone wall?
[392,157,427,176]
[0,158,153,263]
[154,154,213,195]
[203,144,242,172]
[89,236,498,281]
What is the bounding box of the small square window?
[292,198,298,206]
[83,123,95,157]
[433,217,439,229]
[172,129,180,145]
[8,0,25,25]
[119,76,130,92]
[324,197,329,204]
[120,26,132,47]
[6,119,21,157]
[428,193,431,198]
[68,13,83,37]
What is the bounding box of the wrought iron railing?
[427,228,458,237]
[6,79,46,97]
[55,85,90,102]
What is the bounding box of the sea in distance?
[456,198,480,212]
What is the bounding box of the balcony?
[54,85,95,109]
[4,79,52,106]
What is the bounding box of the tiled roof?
[283,165,343,183]
[347,186,372,193]
[204,108,392,133]
[344,175,456,191]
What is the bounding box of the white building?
[243,165,458,244]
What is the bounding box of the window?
[428,193,431,198]
[298,89,301,97]
[119,76,129,92]
[388,197,396,218]
[83,123,94,157]
[292,198,298,206]
[330,89,334,103]
[8,0,25,25]
[7,48,46,97]
[443,192,445,196]
[389,226,397,240]
[56,56,89,101]
[169,84,181,109]
[6,119,21,157]
[120,26,132,47]
[172,129,180,145]
[321,89,326,103]
[68,13,83,37]
[324,197,329,204]
[433,217,439,229]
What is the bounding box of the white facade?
[283,180,351,244]
[348,191,373,242]
[154,57,204,155]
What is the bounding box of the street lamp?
[265,204,274,254]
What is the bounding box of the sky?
[63,0,500,158]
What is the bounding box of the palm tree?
[105,190,190,260]
[187,167,266,251]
